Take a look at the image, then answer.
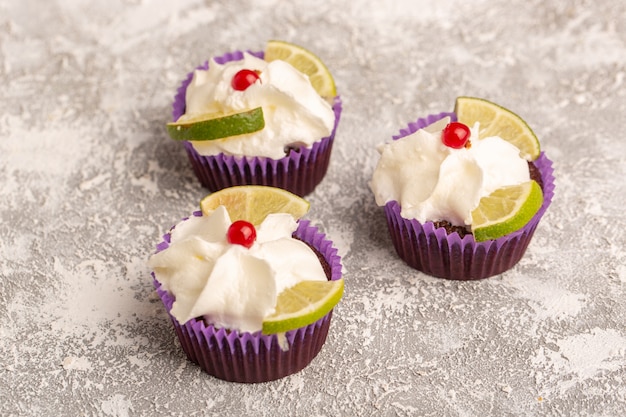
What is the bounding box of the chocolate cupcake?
[149,191,343,382]
[370,102,555,280]
[168,42,341,197]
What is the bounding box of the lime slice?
[471,180,543,242]
[264,40,336,99]
[200,185,310,226]
[454,97,540,161]
[262,279,344,335]
[166,107,264,141]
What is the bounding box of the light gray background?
[2,1,625,416]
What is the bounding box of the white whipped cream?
[369,117,530,226]
[148,206,327,333]
[179,53,335,159]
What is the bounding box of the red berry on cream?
[231,69,260,91]
[442,122,471,149]
[227,220,257,248]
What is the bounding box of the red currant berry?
[441,122,471,149]
[227,220,257,248]
[231,69,260,91]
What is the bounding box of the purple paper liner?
[171,50,342,197]
[382,112,556,280]
[152,213,343,382]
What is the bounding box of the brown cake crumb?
[283,145,301,155]
[432,220,472,238]
[529,161,543,189]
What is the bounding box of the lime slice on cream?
[166,107,265,141]
[264,40,336,99]
[200,185,310,226]
[471,180,543,242]
[454,97,540,161]
[262,279,344,335]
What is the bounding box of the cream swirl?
[148,206,327,333]
[179,52,335,159]
[369,117,530,226]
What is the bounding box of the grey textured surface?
[1,0,626,416]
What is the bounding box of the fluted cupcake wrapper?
[172,50,342,197]
[383,112,556,280]
[153,214,342,382]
